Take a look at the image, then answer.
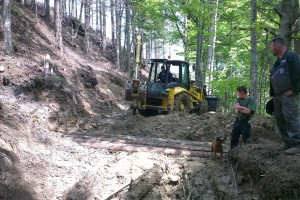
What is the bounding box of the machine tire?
[174,93,190,113]
[197,100,208,114]
[132,107,137,115]
[138,109,158,117]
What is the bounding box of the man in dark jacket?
[157,65,166,82]
[270,37,300,155]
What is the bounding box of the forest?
[1,0,300,113]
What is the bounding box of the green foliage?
[132,0,298,114]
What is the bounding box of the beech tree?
[102,0,107,53]
[54,0,63,53]
[110,0,115,44]
[20,0,25,7]
[44,0,50,22]
[275,0,299,49]
[125,0,131,73]
[85,0,91,56]
[2,0,13,55]
[0,1,2,28]
[207,0,219,93]
[115,0,121,69]
[250,0,258,110]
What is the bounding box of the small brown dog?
[211,135,227,160]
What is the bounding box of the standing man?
[231,86,256,149]
[270,37,300,155]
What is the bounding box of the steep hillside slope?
[1,1,128,134]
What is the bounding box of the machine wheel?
[174,93,190,112]
[197,100,208,114]
[138,109,158,117]
[131,107,137,115]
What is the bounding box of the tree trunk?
[3,0,13,55]
[34,0,37,18]
[250,0,258,110]
[85,0,91,56]
[195,20,204,87]
[62,0,66,18]
[0,2,3,29]
[102,0,107,53]
[20,0,25,7]
[125,0,131,74]
[207,0,218,92]
[276,0,297,48]
[115,0,121,68]
[183,16,188,61]
[146,40,150,62]
[44,0,50,22]
[110,0,115,44]
[54,0,57,24]
[79,0,84,24]
[293,1,300,54]
[71,0,75,18]
[55,0,63,53]
[96,0,99,31]
[154,40,158,58]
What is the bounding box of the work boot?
[285,146,300,155]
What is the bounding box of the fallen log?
[84,140,212,157]
[70,133,213,152]
[68,132,228,157]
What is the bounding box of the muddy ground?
[1,79,299,200]
[1,1,300,200]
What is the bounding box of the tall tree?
[2,0,13,55]
[250,0,258,109]
[85,0,91,56]
[110,0,115,44]
[294,15,300,55]
[125,0,131,73]
[55,0,63,53]
[207,0,219,92]
[292,1,300,54]
[115,0,121,68]
[20,0,25,7]
[96,0,99,31]
[102,0,107,53]
[0,2,3,28]
[62,0,67,18]
[99,0,103,41]
[196,20,204,87]
[44,0,50,22]
[275,0,299,48]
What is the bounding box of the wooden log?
[85,141,212,157]
[69,133,228,157]
[71,133,213,152]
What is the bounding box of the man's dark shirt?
[158,71,166,82]
[270,50,300,96]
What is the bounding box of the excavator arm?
[124,32,147,114]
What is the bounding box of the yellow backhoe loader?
[125,33,209,116]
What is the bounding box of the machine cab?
[148,59,190,91]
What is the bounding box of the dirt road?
[3,83,298,200]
